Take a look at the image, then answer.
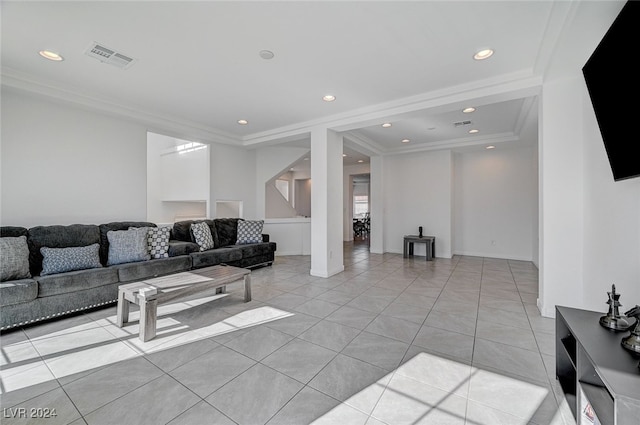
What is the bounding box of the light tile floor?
[0,241,576,425]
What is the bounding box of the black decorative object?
[621,305,640,355]
[599,284,631,331]
[418,226,423,238]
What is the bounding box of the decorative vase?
[418,226,423,238]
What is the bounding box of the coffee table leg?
[244,274,252,302]
[116,289,129,327]
[139,298,158,342]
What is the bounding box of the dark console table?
[403,235,435,261]
[556,306,640,425]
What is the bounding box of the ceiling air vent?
[453,120,472,127]
[84,42,136,69]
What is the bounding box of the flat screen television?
[582,0,639,181]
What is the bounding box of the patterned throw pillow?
[107,227,151,266]
[0,236,31,281]
[147,226,170,259]
[40,244,102,276]
[191,221,214,251]
[236,220,264,244]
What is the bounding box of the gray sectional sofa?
[0,218,275,330]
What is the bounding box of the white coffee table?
[116,264,251,341]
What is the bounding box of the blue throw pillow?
[40,244,102,276]
[1,236,31,281]
[107,227,151,265]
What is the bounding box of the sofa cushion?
[236,220,264,244]
[98,221,156,265]
[190,247,243,269]
[0,279,38,307]
[28,224,101,276]
[168,240,200,257]
[191,222,215,251]
[148,226,171,259]
[107,227,151,266]
[1,236,31,281]
[40,244,102,276]
[36,267,119,297]
[214,218,242,247]
[115,256,193,283]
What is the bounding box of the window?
[275,179,289,202]
[354,195,369,217]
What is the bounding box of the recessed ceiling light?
[474,49,494,60]
[469,129,479,134]
[382,123,392,128]
[237,119,248,125]
[357,159,364,163]
[322,95,336,102]
[259,50,274,60]
[38,50,63,61]
[342,154,347,157]
[401,139,410,143]
[304,157,309,161]
[462,107,476,113]
[486,145,495,149]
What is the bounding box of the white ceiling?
[1,1,572,164]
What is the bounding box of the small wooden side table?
[403,235,436,261]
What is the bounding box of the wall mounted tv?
[582,0,639,181]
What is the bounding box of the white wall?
[265,183,298,218]
[383,150,453,258]
[210,143,257,219]
[147,132,209,223]
[1,89,258,227]
[294,179,311,217]
[538,0,640,317]
[453,145,537,261]
[263,218,311,255]
[255,146,310,218]
[1,89,148,226]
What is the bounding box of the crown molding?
[386,132,520,156]
[342,132,385,157]
[1,68,241,146]
[241,71,542,155]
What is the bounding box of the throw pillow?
[107,227,151,266]
[0,236,31,281]
[40,244,102,276]
[191,221,214,251]
[236,220,264,244]
[147,226,170,259]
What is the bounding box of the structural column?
[310,127,344,277]
[369,155,384,254]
